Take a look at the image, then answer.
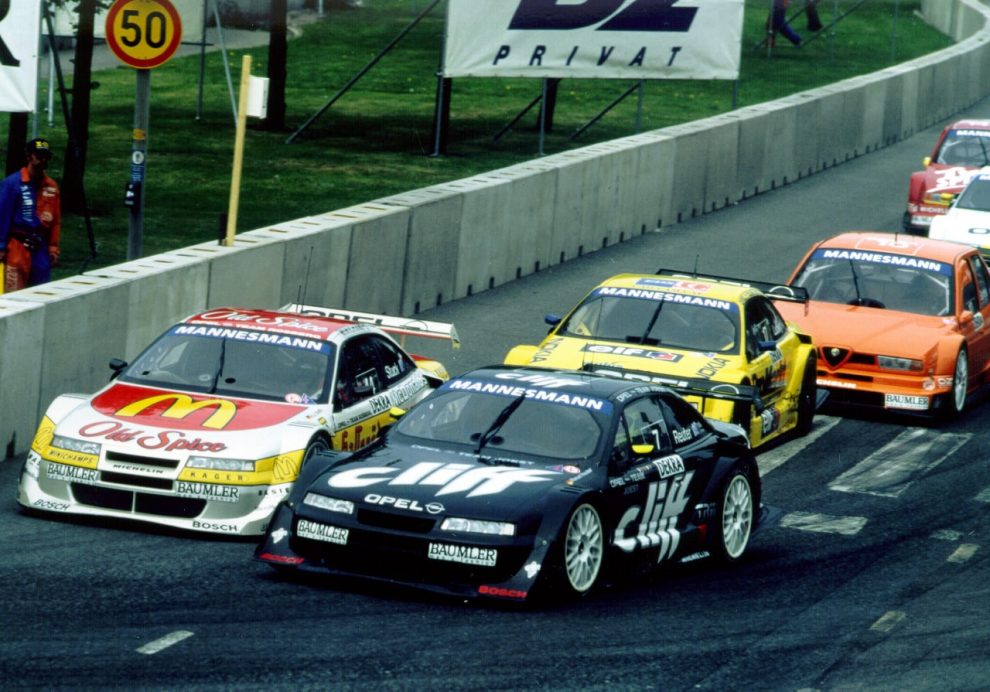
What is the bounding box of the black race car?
[256,366,769,602]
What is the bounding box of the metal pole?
[211,0,238,125]
[635,80,644,133]
[196,0,208,120]
[891,0,899,63]
[538,79,548,156]
[128,70,151,260]
[766,0,774,59]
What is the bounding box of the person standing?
[767,0,802,48]
[0,138,62,292]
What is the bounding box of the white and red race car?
[904,119,990,233]
[18,305,456,536]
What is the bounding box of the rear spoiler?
[580,363,764,408]
[282,304,459,349]
[655,269,809,305]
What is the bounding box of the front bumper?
[815,369,952,413]
[18,452,290,535]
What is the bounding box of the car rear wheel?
[715,469,753,563]
[795,355,817,436]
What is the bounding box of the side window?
[335,337,383,408]
[961,265,979,314]
[372,335,415,386]
[612,397,669,471]
[968,256,990,307]
[658,394,707,449]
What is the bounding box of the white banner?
[0,0,41,112]
[444,0,744,80]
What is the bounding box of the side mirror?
[544,314,561,327]
[108,358,127,379]
[758,340,777,353]
[923,156,931,167]
[959,310,974,328]
[631,443,654,456]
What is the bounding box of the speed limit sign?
[105,0,183,69]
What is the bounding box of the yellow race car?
[504,271,819,449]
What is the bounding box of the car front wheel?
[945,348,969,417]
[559,503,605,597]
[715,469,754,563]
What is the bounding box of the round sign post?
[105,0,182,259]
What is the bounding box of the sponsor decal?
[636,278,713,292]
[46,462,99,484]
[270,528,288,544]
[192,520,239,533]
[679,551,710,563]
[172,325,329,353]
[33,499,70,512]
[478,585,527,600]
[297,519,349,544]
[46,447,98,466]
[530,337,563,363]
[364,493,444,513]
[328,462,561,498]
[195,309,331,335]
[614,472,694,562]
[595,286,734,311]
[428,542,498,567]
[176,481,240,503]
[949,129,990,139]
[696,356,730,380]
[816,249,950,276]
[883,394,929,411]
[760,407,781,436]
[91,384,305,431]
[653,454,685,478]
[524,561,542,579]
[272,454,303,483]
[693,502,717,522]
[581,343,682,362]
[79,421,227,453]
[445,379,609,412]
[817,378,857,389]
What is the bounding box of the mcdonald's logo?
[115,394,237,430]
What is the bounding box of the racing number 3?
[119,9,169,48]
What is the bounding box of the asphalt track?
[2,96,989,690]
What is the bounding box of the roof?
[182,307,358,342]
[948,119,990,131]
[598,273,756,304]
[814,232,971,265]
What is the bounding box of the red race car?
[904,119,990,234]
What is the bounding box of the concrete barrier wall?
[2,0,990,457]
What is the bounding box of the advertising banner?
[444,0,744,81]
[0,0,41,112]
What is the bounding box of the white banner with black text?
[444,0,744,80]
[0,0,41,112]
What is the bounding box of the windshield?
[395,389,604,461]
[792,249,953,316]
[558,289,739,354]
[935,129,990,167]
[956,177,990,212]
[120,326,334,403]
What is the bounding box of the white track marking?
[931,529,962,541]
[779,511,867,536]
[870,611,906,633]
[758,415,840,476]
[976,486,990,503]
[136,630,194,655]
[828,429,970,498]
[947,544,979,564]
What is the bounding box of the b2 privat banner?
[0,0,41,112]
[444,0,744,81]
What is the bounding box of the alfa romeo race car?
[502,272,818,449]
[904,119,990,233]
[256,366,768,603]
[775,232,990,418]
[928,172,990,259]
[18,305,456,535]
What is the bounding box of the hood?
[930,209,990,250]
[62,382,309,457]
[777,301,950,359]
[531,337,744,381]
[308,442,576,521]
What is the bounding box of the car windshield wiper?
[208,338,227,393]
[626,297,664,345]
[473,394,526,455]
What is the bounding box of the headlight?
[441,517,516,536]
[51,435,101,456]
[877,356,922,371]
[186,457,255,472]
[302,493,354,514]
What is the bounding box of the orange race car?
[775,232,990,418]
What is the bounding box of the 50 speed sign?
[105,0,183,69]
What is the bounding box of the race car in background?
[775,233,990,418]
[18,305,456,535]
[256,366,768,603]
[904,119,990,233]
[503,272,819,449]
[928,172,990,260]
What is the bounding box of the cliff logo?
[508,0,698,32]
[115,394,237,430]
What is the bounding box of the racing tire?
[941,348,968,419]
[714,468,754,564]
[548,503,605,600]
[302,436,332,467]
[795,355,817,437]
